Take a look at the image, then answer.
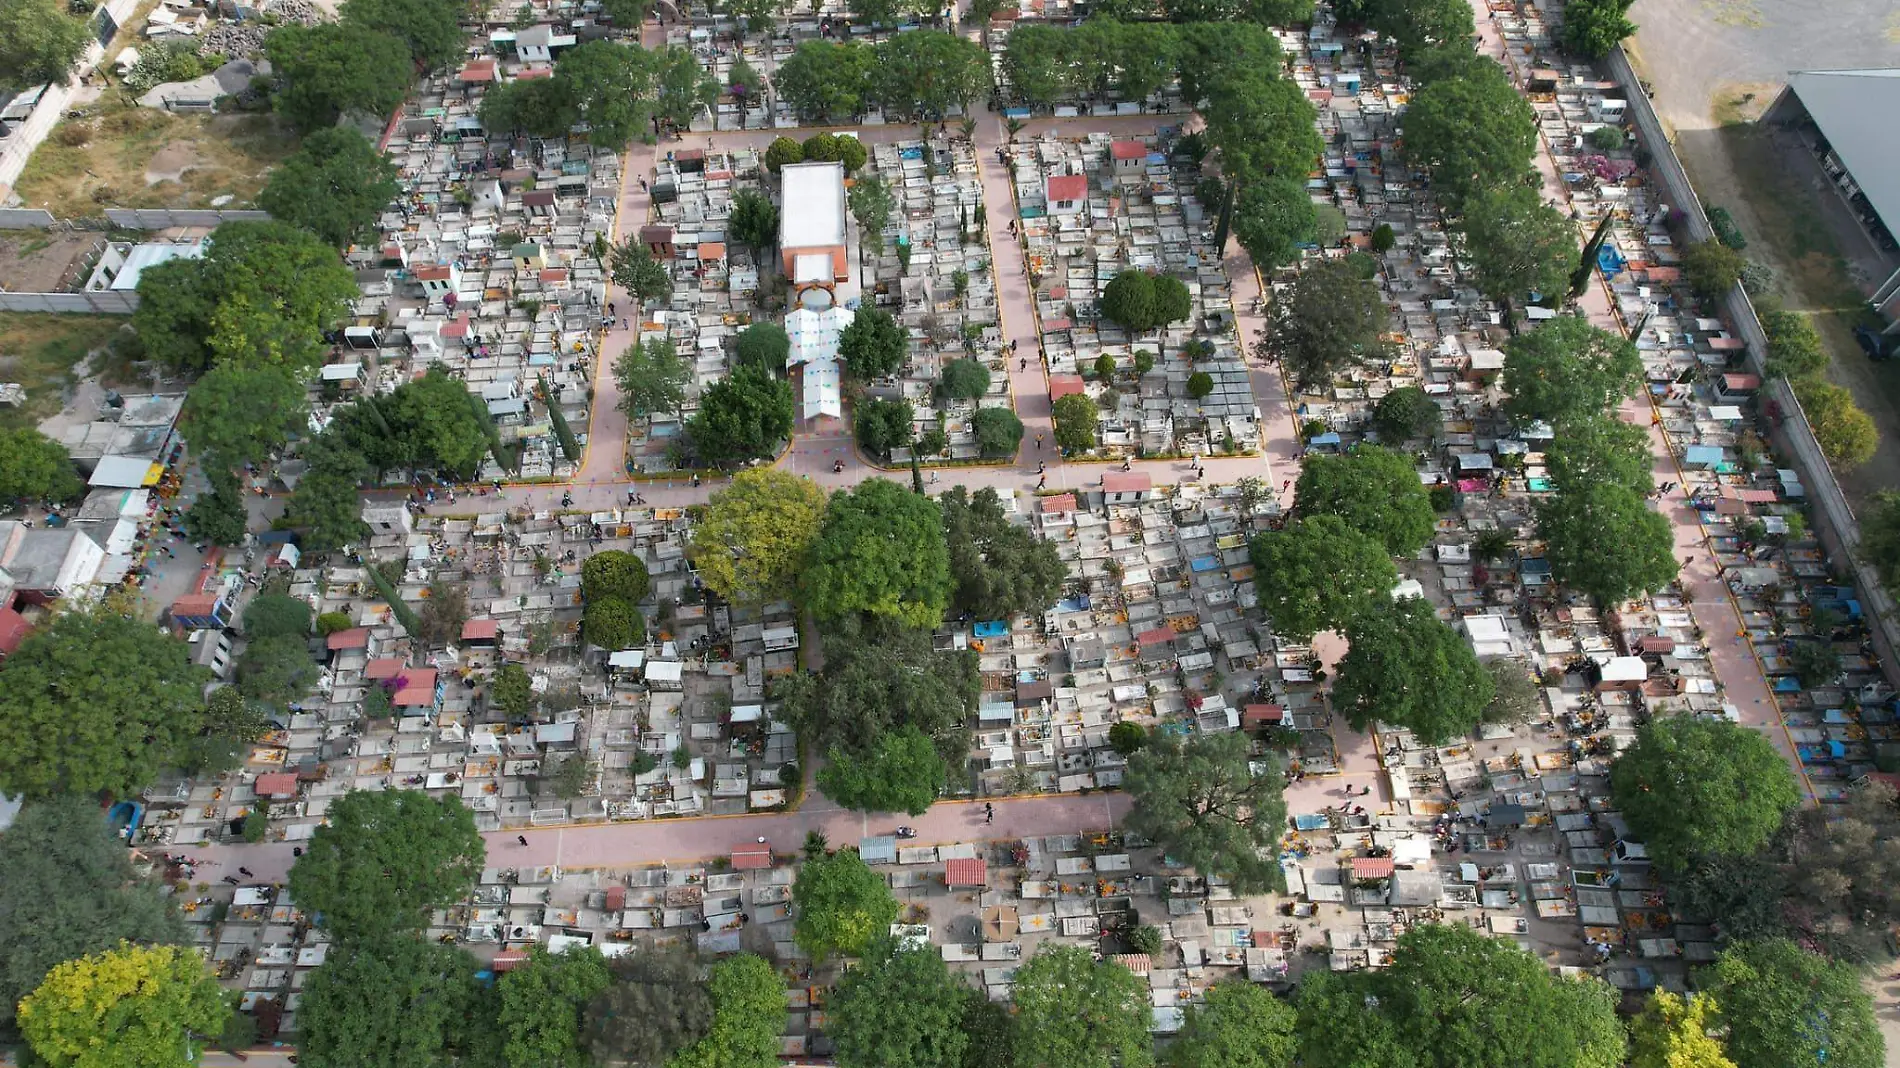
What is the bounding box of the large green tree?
[555,39,657,151]
[940,486,1067,619]
[1627,991,1735,1068]
[0,428,82,503]
[1011,946,1153,1068]
[0,608,208,799]
[183,364,308,469]
[1501,315,1642,428]
[1165,979,1297,1068]
[18,943,231,1068]
[0,0,92,91]
[734,322,791,375]
[667,955,785,1068]
[614,338,690,420]
[1608,716,1801,872]
[1333,597,1492,743]
[184,467,250,548]
[283,434,372,551]
[1126,731,1288,893]
[1051,393,1098,452]
[1545,413,1652,495]
[839,306,909,380]
[0,798,186,1038]
[1232,178,1319,270]
[1248,515,1397,641]
[793,849,899,961]
[1701,939,1883,1068]
[1367,0,1475,59]
[828,941,972,1068]
[340,0,464,69]
[266,22,414,132]
[1371,385,1442,444]
[775,40,874,124]
[582,948,713,1068]
[1562,0,1637,61]
[298,938,480,1068]
[869,31,990,119]
[1259,257,1389,391]
[687,366,794,465]
[802,478,951,629]
[854,397,915,461]
[1292,445,1433,556]
[1401,59,1537,213]
[815,725,946,816]
[1295,924,1624,1068]
[332,367,494,478]
[1199,69,1322,184]
[238,634,321,707]
[288,790,485,941]
[497,947,613,1068]
[688,468,827,605]
[1536,481,1677,605]
[1454,183,1576,315]
[258,127,400,249]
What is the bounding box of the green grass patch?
[0,313,126,430]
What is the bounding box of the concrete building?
[1763,69,1900,332]
[84,238,208,293]
[0,523,106,604]
[778,161,848,285]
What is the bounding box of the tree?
[581,550,650,604]
[610,241,673,304]
[1371,385,1441,443]
[1545,413,1652,495]
[1783,778,1900,938]
[0,607,207,799]
[1108,721,1149,756]
[870,31,990,119]
[1628,992,1735,1068]
[1126,731,1288,893]
[260,127,399,249]
[479,76,578,138]
[1259,257,1388,391]
[178,686,270,776]
[939,358,991,400]
[1011,946,1153,1068]
[1165,979,1297,1068]
[828,941,973,1068]
[0,798,186,1038]
[1760,306,1830,380]
[972,407,1024,457]
[1867,491,1900,593]
[1454,183,1576,313]
[497,947,613,1068]
[718,0,784,33]
[728,189,779,256]
[340,0,464,70]
[1680,238,1746,304]
[0,428,82,503]
[237,633,318,706]
[940,486,1067,619]
[1187,371,1215,400]
[243,592,312,642]
[284,435,371,551]
[687,366,794,464]
[1481,658,1540,724]
[817,725,947,812]
[1609,716,1800,871]
[18,943,231,1068]
[1293,445,1433,556]
[735,322,790,374]
[298,939,480,1068]
[763,136,805,173]
[266,22,414,132]
[1001,24,1073,107]
[490,663,535,720]
[1537,481,1678,604]
[667,955,785,1068]
[652,45,718,130]
[337,366,493,477]
[1248,516,1397,641]
[1052,393,1098,452]
[1099,270,1159,332]
[1232,178,1318,270]
[689,468,827,605]
[0,0,92,91]
[855,397,915,460]
[1560,0,1635,57]
[555,39,659,151]
[1333,597,1492,743]
[183,365,308,470]
[839,306,908,379]
[1791,376,1879,468]
[582,948,713,1068]
[793,849,900,960]
[288,790,485,941]
[1295,924,1624,1068]
[1199,70,1322,184]
[613,338,690,421]
[417,579,468,648]
[848,174,896,252]
[1501,315,1643,427]
[583,597,644,651]
[1400,59,1537,213]
[1701,939,1883,1068]
[802,479,951,628]
[775,41,873,124]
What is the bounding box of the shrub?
[1707,205,1747,250]
[1587,125,1624,151]
[972,407,1024,456]
[764,136,804,173]
[1187,371,1214,399]
[1680,239,1747,304]
[1370,223,1396,252]
[939,358,991,400]
[583,596,645,650]
[582,550,650,603]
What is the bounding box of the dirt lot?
[0,313,128,431]
[12,94,298,220]
[0,231,106,293]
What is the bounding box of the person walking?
[238,866,254,877]
[517,834,529,846]
[985,802,994,824]
[1035,433,1044,451]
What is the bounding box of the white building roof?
[111,241,206,292]
[785,306,852,420]
[793,252,832,284]
[779,161,847,249]
[1785,69,1900,234]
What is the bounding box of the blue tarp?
[1683,445,1725,467]
[974,620,1008,638]
[1597,246,1627,277]
[1190,555,1222,573]
[1054,594,1091,613]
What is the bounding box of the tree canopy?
[0,428,82,503]
[1295,924,1624,1068]
[339,0,465,70]
[1333,596,1492,743]
[1010,946,1153,1068]
[614,338,691,420]
[1052,393,1098,452]
[1454,183,1576,312]
[1370,385,1442,444]
[0,607,208,799]
[688,469,827,605]
[940,486,1068,619]
[1126,731,1288,893]
[1701,939,1883,1068]
[1292,445,1433,556]
[183,364,308,470]
[1501,315,1642,427]
[1561,0,1636,58]
[1200,69,1322,184]
[1233,178,1319,270]
[775,41,875,124]
[869,30,990,119]
[728,189,779,254]
[972,407,1025,457]
[1628,992,1735,1068]
[1400,58,1537,213]
[802,478,951,628]
[1792,375,1879,468]
[667,955,785,1068]
[1099,270,1192,334]
[496,946,613,1068]
[266,22,415,132]
[687,365,793,465]
[1609,716,1801,871]
[1545,413,1652,495]
[1248,515,1398,641]
[793,849,900,961]
[1165,979,1297,1068]
[938,358,991,401]
[581,550,650,604]
[289,790,485,941]
[1259,257,1389,391]
[610,240,673,305]
[18,943,231,1068]
[854,396,915,461]
[0,798,186,1039]
[330,366,496,478]
[283,434,372,551]
[734,322,791,375]
[0,0,93,92]
[259,127,399,250]
[1537,480,1678,605]
[828,941,973,1068]
[581,947,713,1068]
[839,306,909,379]
[298,938,481,1068]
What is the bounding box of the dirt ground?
[0,313,128,431]
[12,94,298,220]
[0,231,106,293]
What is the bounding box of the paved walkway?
[1469,1,1810,801]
